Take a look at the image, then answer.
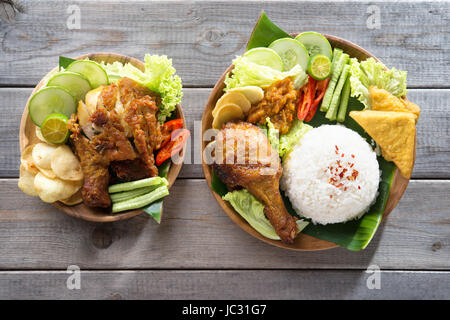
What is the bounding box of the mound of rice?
[281,125,380,225]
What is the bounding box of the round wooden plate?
[19,53,186,222]
[201,35,415,251]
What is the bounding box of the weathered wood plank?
[0,179,448,270]
[0,88,448,178]
[0,1,448,87]
[0,270,448,300]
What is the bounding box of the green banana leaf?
[246,12,291,50]
[142,160,171,224]
[59,56,76,70]
[211,12,397,251]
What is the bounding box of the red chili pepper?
[156,128,190,166]
[160,119,184,149]
[297,76,317,121]
[304,78,330,122]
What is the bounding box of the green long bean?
[110,185,162,203]
[321,53,349,112]
[320,48,344,112]
[337,76,351,122]
[326,63,350,120]
[108,177,168,194]
[112,185,169,213]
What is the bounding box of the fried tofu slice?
[401,99,421,118]
[370,86,420,120]
[350,110,416,178]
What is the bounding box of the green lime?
[41,113,70,144]
[307,54,332,80]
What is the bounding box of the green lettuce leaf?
[265,117,279,154]
[349,57,407,109]
[223,189,280,240]
[100,54,182,122]
[279,119,312,159]
[224,56,308,91]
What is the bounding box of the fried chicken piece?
[110,159,154,181]
[213,121,298,243]
[68,117,111,208]
[118,77,161,105]
[124,95,161,177]
[90,107,137,162]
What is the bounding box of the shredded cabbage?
[349,57,407,109]
[100,54,182,122]
[224,56,308,91]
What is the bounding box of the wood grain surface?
[0,0,449,300]
[0,1,449,88]
[0,270,448,300]
[0,179,448,270]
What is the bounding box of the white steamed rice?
[281,125,380,225]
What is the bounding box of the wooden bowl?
[201,35,414,251]
[19,53,186,222]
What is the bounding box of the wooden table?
[0,0,449,300]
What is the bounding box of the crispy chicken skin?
[124,95,161,177]
[213,121,298,243]
[68,77,165,208]
[68,117,111,208]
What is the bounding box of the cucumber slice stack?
[295,32,333,60]
[29,86,76,127]
[66,60,109,88]
[47,71,92,102]
[29,58,109,129]
[243,48,284,71]
[269,38,309,71]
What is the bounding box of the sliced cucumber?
[243,47,283,71]
[295,32,332,60]
[268,38,309,71]
[28,86,76,127]
[66,60,109,88]
[47,71,92,102]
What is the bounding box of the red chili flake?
[344,187,348,191]
[351,154,355,158]
[341,153,345,158]
[358,186,361,190]
[330,195,333,199]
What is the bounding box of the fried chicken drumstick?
[213,121,298,243]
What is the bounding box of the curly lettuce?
[349,57,407,109]
[224,56,308,91]
[100,54,182,122]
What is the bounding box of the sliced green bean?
[112,185,169,213]
[326,63,350,121]
[337,76,351,122]
[108,177,168,194]
[320,52,348,112]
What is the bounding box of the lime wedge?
[307,54,331,80]
[40,113,70,144]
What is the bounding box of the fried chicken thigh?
[213,122,298,243]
